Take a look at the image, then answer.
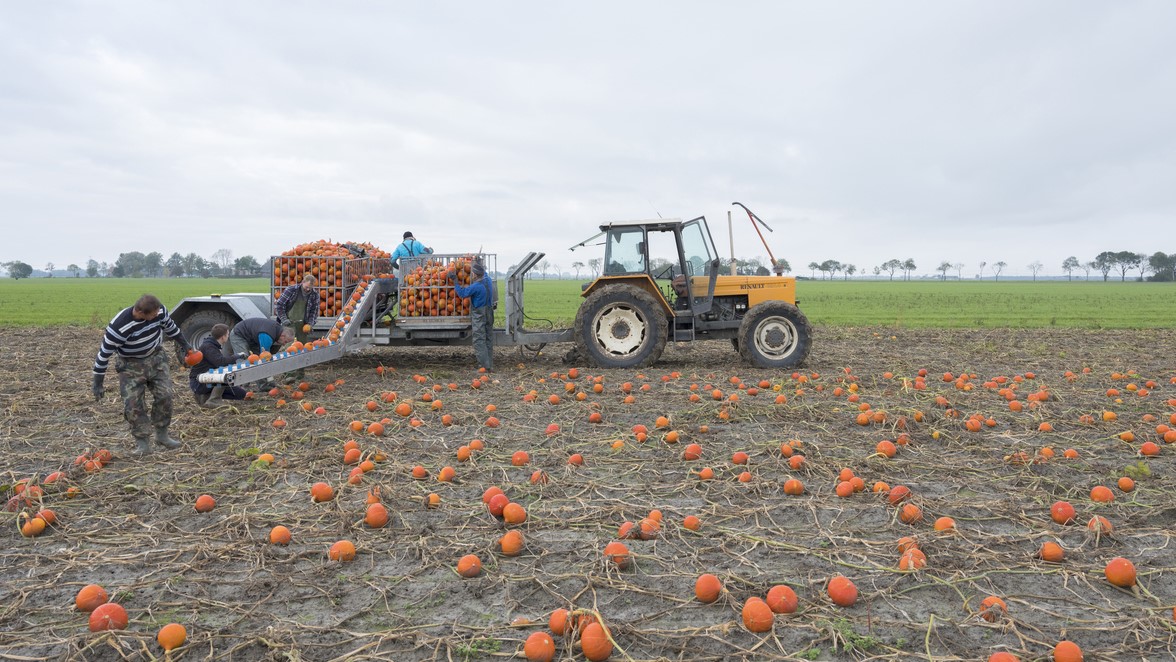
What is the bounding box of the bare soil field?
[1,326,1174,661]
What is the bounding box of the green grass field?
[0,278,270,327]
[1,277,1172,328]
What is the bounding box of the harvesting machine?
[172,208,812,389]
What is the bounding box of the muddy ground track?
[1,326,1174,661]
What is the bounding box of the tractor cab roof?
[598,219,686,232]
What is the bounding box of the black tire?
[737,301,812,369]
[574,285,667,369]
[176,310,238,362]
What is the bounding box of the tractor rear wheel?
[737,301,812,368]
[176,310,238,363]
[574,285,667,369]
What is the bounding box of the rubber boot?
[154,427,182,450]
[132,436,153,455]
[201,385,228,408]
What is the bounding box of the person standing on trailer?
[450,260,495,372]
[91,294,194,455]
[389,231,433,276]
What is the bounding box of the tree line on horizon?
[4,249,1175,283]
[1,250,264,280]
[804,250,1176,282]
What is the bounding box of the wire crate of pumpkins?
[270,241,392,319]
[395,254,494,319]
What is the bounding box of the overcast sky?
[2,2,1174,278]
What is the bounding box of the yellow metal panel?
[582,276,675,317]
[691,275,797,305]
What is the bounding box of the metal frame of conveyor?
[197,278,393,387]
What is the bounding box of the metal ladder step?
[672,317,695,342]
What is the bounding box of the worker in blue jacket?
[450,261,495,372]
[389,231,433,273]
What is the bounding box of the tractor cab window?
[604,228,646,275]
[680,218,716,278]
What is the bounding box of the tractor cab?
[593,217,720,315]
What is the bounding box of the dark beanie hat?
[472,262,485,277]
[403,231,413,240]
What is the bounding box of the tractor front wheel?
[574,285,667,369]
[737,301,812,368]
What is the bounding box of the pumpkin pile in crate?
[271,240,391,318]
[397,256,481,318]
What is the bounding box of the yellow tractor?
[568,208,811,369]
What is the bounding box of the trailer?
[180,252,571,388]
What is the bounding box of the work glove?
[92,374,104,402]
[176,339,193,355]
[233,352,249,361]
[276,315,287,326]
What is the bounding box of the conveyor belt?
[197,278,391,387]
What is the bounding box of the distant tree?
[538,259,550,279]
[44,262,55,277]
[99,261,110,277]
[1061,256,1080,281]
[1148,252,1175,282]
[210,249,234,273]
[806,262,817,278]
[183,253,202,277]
[184,254,211,278]
[86,259,100,278]
[844,264,857,280]
[7,261,33,280]
[872,266,881,278]
[67,263,81,277]
[234,255,261,276]
[1112,251,1139,281]
[551,263,561,279]
[881,259,902,281]
[1093,251,1116,281]
[1082,260,1095,280]
[902,258,916,281]
[774,258,791,274]
[144,252,164,278]
[114,251,147,278]
[992,261,1007,281]
[953,262,964,279]
[166,253,185,278]
[1137,256,1152,281]
[822,260,843,280]
[936,261,952,280]
[1027,261,1044,281]
[571,261,584,278]
[588,258,602,277]
[977,261,987,279]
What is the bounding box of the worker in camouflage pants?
[92,294,190,455]
[117,349,175,441]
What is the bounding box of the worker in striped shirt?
[92,294,194,455]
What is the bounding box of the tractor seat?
[671,274,687,297]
